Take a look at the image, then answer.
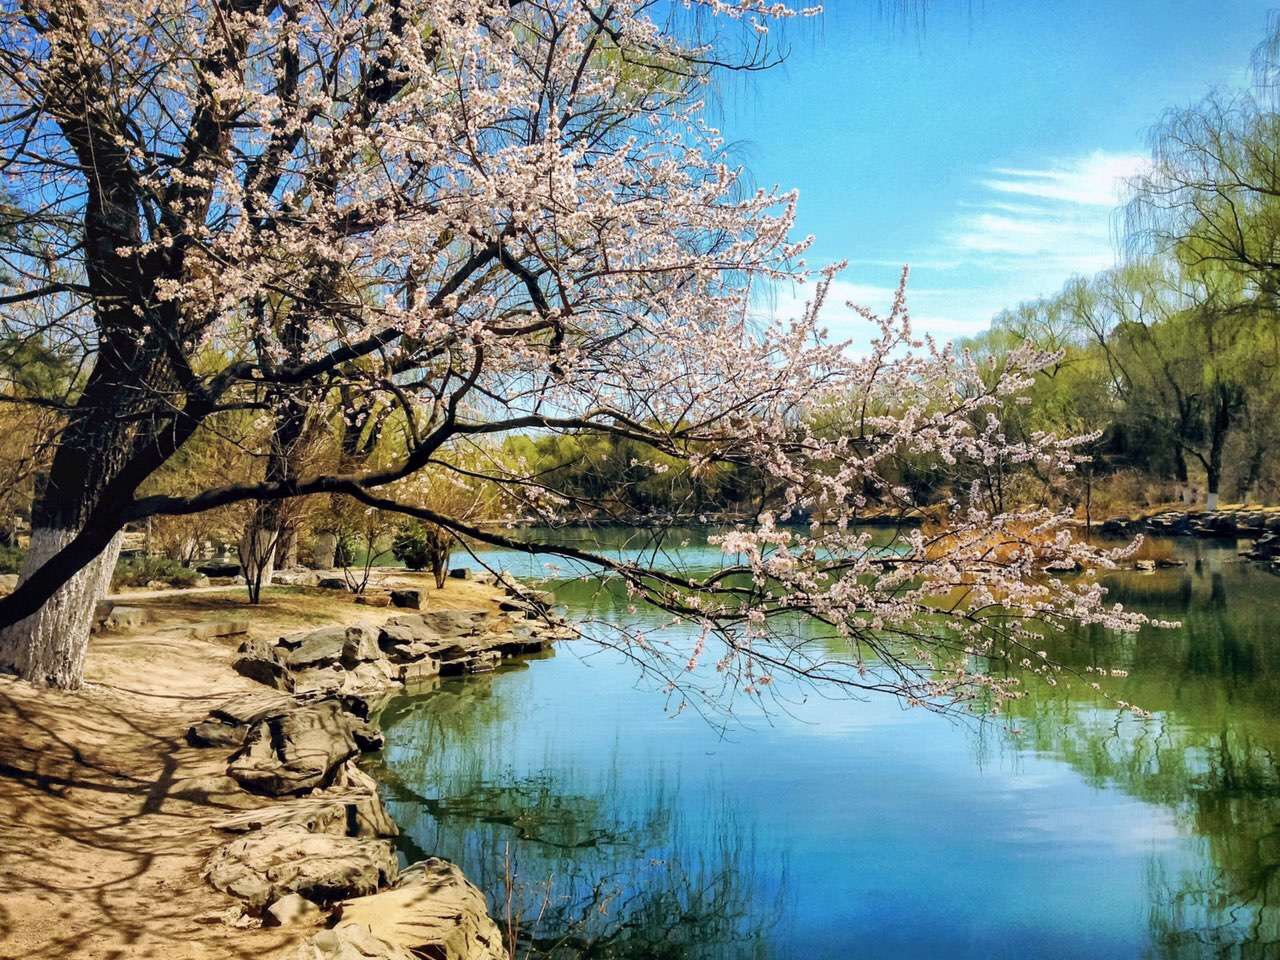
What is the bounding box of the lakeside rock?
[227,699,381,797]
[215,761,397,839]
[389,589,421,609]
[317,858,505,960]
[233,637,295,691]
[1101,507,1280,571]
[196,579,566,956]
[293,925,413,960]
[280,626,368,670]
[205,825,398,909]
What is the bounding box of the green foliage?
[504,432,759,518]
[111,555,201,590]
[391,524,432,571]
[0,545,23,574]
[391,521,454,588]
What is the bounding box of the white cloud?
[980,151,1150,207]
[762,151,1154,354]
[947,150,1150,275]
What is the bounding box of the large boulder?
[278,626,348,670]
[389,589,421,609]
[103,606,148,631]
[341,627,381,667]
[187,718,248,749]
[227,700,379,797]
[205,826,398,909]
[234,638,295,691]
[328,858,505,960]
[215,763,397,839]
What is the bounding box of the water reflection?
[371,529,1280,959]
[370,670,782,958]
[990,544,1280,959]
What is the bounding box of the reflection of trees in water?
[370,674,782,960]
[986,559,1280,958]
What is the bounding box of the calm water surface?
[368,527,1280,959]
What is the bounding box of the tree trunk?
[1236,443,1266,502]
[1204,386,1235,513]
[312,531,338,569]
[1173,447,1190,503]
[0,528,123,688]
[0,341,172,686]
[239,522,279,604]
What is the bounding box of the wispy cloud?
[947,150,1149,274]
[763,151,1154,353]
[980,151,1149,207]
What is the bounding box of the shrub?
[391,522,454,587]
[112,555,202,590]
[0,545,24,574]
[391,525,431,570]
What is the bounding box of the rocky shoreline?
[183,575,570,960]
[1099,506,1280,569]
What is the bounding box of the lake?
[368,527,1280,959]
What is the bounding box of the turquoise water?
[370,528,1280,958]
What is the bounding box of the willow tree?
[0,0,1146,711]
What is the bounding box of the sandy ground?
[0,575,503,960]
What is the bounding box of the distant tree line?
[964,18,1280,515]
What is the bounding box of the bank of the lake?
[369,526,1280,960]
[0,573,538,960]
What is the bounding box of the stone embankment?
[1098,507,1280,570]
[186,575,569,960]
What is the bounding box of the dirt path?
[0,578,498,960]
[106,585,249,601]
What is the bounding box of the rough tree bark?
[0,345,166,686]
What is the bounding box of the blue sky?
[716,0,1275,343]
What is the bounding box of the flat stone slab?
[205,826,397,909]
[330,858,505,960]
[214,780,396,839]
[211,690,297,726]
[188,618,251,640]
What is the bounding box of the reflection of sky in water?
[372,529,1280,959]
